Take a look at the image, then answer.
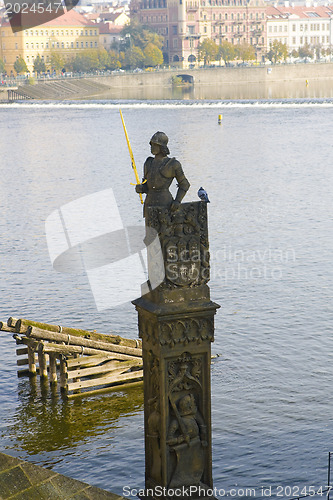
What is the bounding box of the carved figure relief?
[167,353,207,488]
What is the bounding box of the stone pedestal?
[133,202,219,499]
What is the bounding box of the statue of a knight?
[135,132,190,217]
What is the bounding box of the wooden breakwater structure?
[1,317,143,398]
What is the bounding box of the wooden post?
[27,347,37,376]
[49,354,57,385]
[59,356,68,392]
[37,347,48,379]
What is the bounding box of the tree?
[14,56,27,74]
[298,43,313,61]
[0,58,5,74]
[71,50,101,72]
[123,46,144,69]
[144,42,163,67]
[33,54,46,74]
[50,51,65,73]
[107,50,121,70]
[198,39,218,66]
[236,43,256,62]
[267,40,288,64]
[121,19,163,51]
[218,41,237,66]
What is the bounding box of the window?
[90,41,93,47]
[268,26,272,32]
[95,42,98,47]
[292,24,296,31]
[173,25,177,34]
[86,41,88,47]
[81,42,84,47]
[76,42,79,47]
[173,38,178,48]
[292,36,296,43]
[15,43,18,49]
[300,36,303,44]
[45,31,48,35]
[204,26,207,32]
[31,43,33,48]
[26,56,29,61]
[71,42,74,48]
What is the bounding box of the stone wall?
[90,63,333,89]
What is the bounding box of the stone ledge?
[0,451,124,500]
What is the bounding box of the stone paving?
[0,451,124,499]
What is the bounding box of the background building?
[138,0,267,67]
[0,9,99,74]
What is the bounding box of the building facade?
[0,9,99,74]
[267,4,333,55]
[138,0,267,67]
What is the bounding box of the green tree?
[107,50,121,70]
[0,58,5,74]
[33,54,46,74]
[14,56,28,74]
[267,40,288,64]
[123,46,144,69]
[236,43,256,62]
[218,41,237,65]
[50,51,65,73]
[298,43,313,60]
[121,19,163,51]
[143,42,163,67]
[290,49,299,58]
[97,48,109,70]
[198,39,218,65]
[71,50,101,72]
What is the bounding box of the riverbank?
[1,62,332,101]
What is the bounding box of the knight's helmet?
[149,131,170,155]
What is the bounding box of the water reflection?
[94,79,333,101]
[4,377,143,455]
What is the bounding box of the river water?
[0,98,332,499]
